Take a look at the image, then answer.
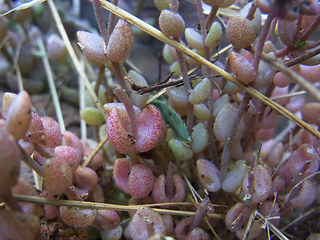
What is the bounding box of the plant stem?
[206,6,219,29]
[252,10,275,73]
[285,44,320,67]
[111,61,130,92]
[107,0,119,37]
[175,50,194,132]
[114,88,138,140]
[262,53,320,101]
[99,0,320,138]
[301,15,320,41]
[221,93,251,179]
[190,197,210,230]
[195,0,218,164]
[19,145,44,176]
[92,0,109,47]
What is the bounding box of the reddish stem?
[195,0,218,164]
[114,88,138,141]
[190,197,210,230]
[252,11,276,73]
[92,0,109,48]
[301,15,320,42]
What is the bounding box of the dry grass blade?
[13,194,224,219]
[0,0,46,16]
[98,0,320,139]
[82,135,109,167]
[36,37,65,132]
[47,0,107,120]
[256,212,289,240]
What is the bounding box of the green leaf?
[152,98,191,143]
[80,107,105,126]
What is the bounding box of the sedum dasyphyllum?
[2,0,320,238]
[105,103,165,154]
[113,158,154,199]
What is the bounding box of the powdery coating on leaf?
[128,164,154,199]
[44,157,73,196]
[0,209,40,240]
[152,174,185,203]
[222,160,247,193]
[107,19,134,62]
[46,34,67,63]
[273,71,292,88]
[184,28,204,50]
[226,15,256,48]
[60,206,97,228]
[186,227,210,240]
[214,103,246,143]
[0,127,21,195]
[136,105,165,152]
[74,166,99,191]
[41,117,63,148]
[175,216,193,240]
[169,139,193,161]
[126,70,149,108]
[5,90,32,141]
[196,159,221,192]
[129,206,166,240]
[12,179,44,217]
[290,180,316,209]
[62,130,83,153]
[225,202,250,232]
[280,144,319,185]
[159,10,185,38]
[2,92,16,116]
[205,21,222,48]
[80,107,105,126]
[300,64,320,84]
[252,164,272,203]
[189,78,211,104]
[167,87,189,117]
[106,108,136,155]
[26,111,44,144]
[277,19,296,47]
[191,122,209,153]
[301,102,320,125]
[113,158,130,194]
[238,2,262,34]
[96,209,121,230]
[258,201,280,226]
[77,31,109,64]
[193,104,210,120]
[54,146,81,172]
[229,51,256,84]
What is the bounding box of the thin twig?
[78,60,87,140]
[256,212,289,240]
[13,194,224,219]
[285,44,320,67]
[82,134,109,167]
